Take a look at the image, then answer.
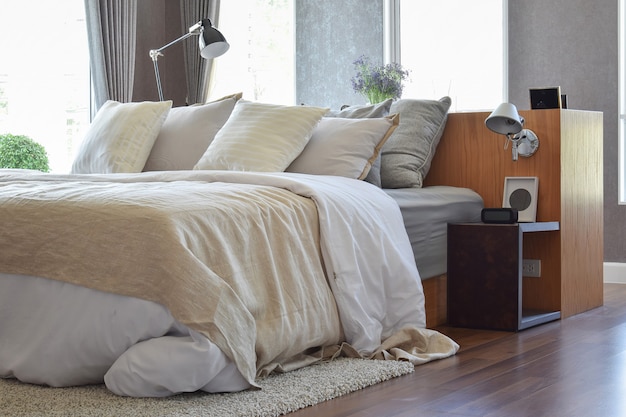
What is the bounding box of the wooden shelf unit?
[422,109,603,327]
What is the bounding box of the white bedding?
[0,273,250,397]
[0,170,454,397]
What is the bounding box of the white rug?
[0,358,415,417]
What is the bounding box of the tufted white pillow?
[71,100,172,174]
[193,100,328,172]
[143,95,241,171]
[286,114,399,180]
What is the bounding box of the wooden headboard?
[421,109,604,327]
[427,110,561,218]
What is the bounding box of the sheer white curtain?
[180,0,221,104]
[84,0,137,112]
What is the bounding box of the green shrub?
[0,134,50,172]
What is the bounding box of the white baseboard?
[604,262,626,284]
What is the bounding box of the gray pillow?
[325,99,393,187]
[380,97,452,188]
[364,155,382,187]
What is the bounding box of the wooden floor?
[291,283,626,417]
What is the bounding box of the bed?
[0,95,481,397]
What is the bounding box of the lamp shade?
[199,19,230,59]
[485,102,524,136]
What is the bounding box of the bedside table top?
[519,221,560,232]
[451,221,560,232]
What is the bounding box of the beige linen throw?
[0,175,343,385]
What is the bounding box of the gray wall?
[508,0,624,262]
[296,0,624,262]
[295,0,384,109]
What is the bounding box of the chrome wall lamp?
[149,18,229,101]
[485,103,539,161]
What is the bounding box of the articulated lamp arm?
[149,23,201,102]
[149,20,228,101]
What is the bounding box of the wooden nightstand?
[447,221,561,331]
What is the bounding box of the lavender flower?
[351,55,410,104]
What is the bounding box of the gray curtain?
[84,0,137,112]
[180,0,220,104]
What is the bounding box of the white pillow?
[143,96,240,171]
[287,114,399,180]
[71,100,172,174]
[193,100,328,172]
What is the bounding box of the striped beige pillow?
[194,100,328,172]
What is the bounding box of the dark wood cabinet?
[447,221,561,331]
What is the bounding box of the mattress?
[384,186,483,279]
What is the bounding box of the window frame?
[617,0,626,205]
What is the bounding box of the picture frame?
[529,87,562,109]
[503,177,539,222]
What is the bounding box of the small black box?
[481,208,518,224]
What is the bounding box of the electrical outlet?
[522,259,541,277]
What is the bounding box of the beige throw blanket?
[0,173,343,385]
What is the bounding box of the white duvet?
[0,170,449,397]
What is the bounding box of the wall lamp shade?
[149,19,229,101]
[485,102,539,161]
[485,103,524,136]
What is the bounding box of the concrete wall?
[295,0,384,109]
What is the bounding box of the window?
[208,0,295,104]
[0,1,90,173]
[618,0,626,204]
[386,0,507,112]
